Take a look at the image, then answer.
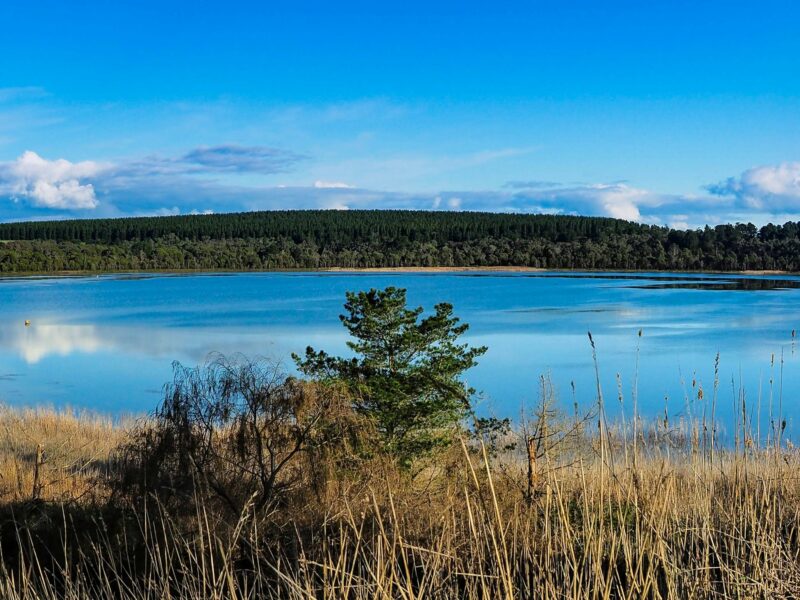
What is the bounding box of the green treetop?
[294,287,487,466]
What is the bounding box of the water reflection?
[0,322,308,365]
[630,278,800,291]
[0,271,798,426]
[1,324,107,364]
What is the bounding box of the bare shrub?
[113,355,367,519]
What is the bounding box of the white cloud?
[314,180,354,189]
[588,184,643,221]
[709,162,800,211]
[15,324,105,363]
[154,206,181,216]
[506,182,666,222]
[3,151,105,209]
[0,153,716,224]
[4,147,800,229]
[669,219,690,231]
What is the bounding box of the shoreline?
[0,266,793,278]
[323,266,549,273]
[324,266,792,275]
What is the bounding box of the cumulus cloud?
[668,216,691,230]
[4,147,800,229]
[708,162,800,211]
[0,152,722,225]
[1,151,105,209]
[0,145,307,215]
[562,183,646,221]
[492,180,751,227]
[498,181,669,222]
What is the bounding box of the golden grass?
[0,405,122,503]
[1,406,800,598]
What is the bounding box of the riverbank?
[326,266,794,275]
[0,265,794,278]
[324,265,549,273]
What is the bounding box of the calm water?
[0,271,799,435]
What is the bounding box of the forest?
[0,210,798,272]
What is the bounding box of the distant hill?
[0,210,645,244]
[0,210,797,273]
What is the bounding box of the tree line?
[0,210,643,244]
[0,210,799,272]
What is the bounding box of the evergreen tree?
[294,287,486,466]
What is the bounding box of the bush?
[113,355,365,519]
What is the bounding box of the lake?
[0,270,798,438]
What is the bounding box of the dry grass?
[0,405,799,598]
[0,405,122,503]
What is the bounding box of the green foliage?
[294,287,486,466]
[0,210,799,272]
[0,210,640,244]
[471,416,517,458]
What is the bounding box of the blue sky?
[1,0,799,227]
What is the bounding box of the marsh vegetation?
[0,287,798,599]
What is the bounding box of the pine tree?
[294,287,486,466]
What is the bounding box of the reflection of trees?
[631,278,800,291]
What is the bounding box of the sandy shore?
[738,270,790,275]
[323,266,792,275]
[323,266,549,273]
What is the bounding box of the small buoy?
[24,320,30,327]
